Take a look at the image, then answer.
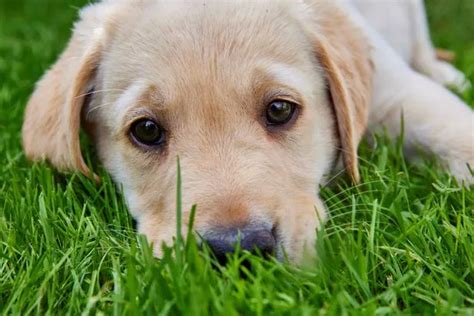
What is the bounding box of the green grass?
[1,0,473,314]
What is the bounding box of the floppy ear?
[307,2,373,183]
[22,3,119,178]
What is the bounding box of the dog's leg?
[368,41,473,184]
[370,69,474,184]
[409,0,470,91]
[341,2,474,184]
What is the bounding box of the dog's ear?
[306,2,373,183]
[22,3,120,178]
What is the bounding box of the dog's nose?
[204,227,276,263]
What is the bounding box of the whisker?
[322,179,398,203]
[327,203,392,215]
[334,145,375,166]
[322,167,347,188]
[75,88,127,99]
[85,101,116,119]
[324,188,383,203]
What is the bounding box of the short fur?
[22,0,473,263]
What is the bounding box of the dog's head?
[22,0,372,263]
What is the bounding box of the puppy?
[22,0,473,264]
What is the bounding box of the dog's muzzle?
[203,225,276,263]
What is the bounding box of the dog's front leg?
[366,37,473,184]
[339,4,473,184]
[370,70,473,184]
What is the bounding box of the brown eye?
[266,100,296,125]
[130,119,165,146]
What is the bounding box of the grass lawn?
[0,0,473,314]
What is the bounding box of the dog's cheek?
[136,211,178,257]
[275,194,326,264]
[94,133,167,217]
[275,100,337,194]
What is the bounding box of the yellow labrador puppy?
[22,0,473,264]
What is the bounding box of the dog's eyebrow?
[254,62,315,104]
[262,63,309,92]
[114,82,166,115]
[115,81,150,117]
[109,81,164,136]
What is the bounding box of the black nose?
[204,227,276,263]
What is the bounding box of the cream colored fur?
[22,0,473,264]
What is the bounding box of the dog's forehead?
[102,0,314,91]
[96,0,325,140]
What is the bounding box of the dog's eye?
[130,119,165,146]
[266,100,296,125]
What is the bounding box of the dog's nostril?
[240,229,275,254]
[204,227,276,263]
